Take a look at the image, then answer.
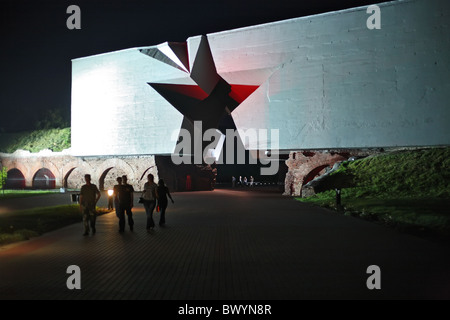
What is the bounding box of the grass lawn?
[0,205,111,245]
[0,190,62,199]
[298,192,450,238]
[298,148,450,240]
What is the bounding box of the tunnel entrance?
[32,168,56,189]
[5,168,26,189]
[99,167,127,191]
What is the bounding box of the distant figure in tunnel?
[156,179,174,227]
[79,174,101,236]
[142,174,158,231]
[119,175,135,232]
[113,176,123,226]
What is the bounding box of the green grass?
[0,205,111,245]
[298,148,450,239]
[0,190,61,199]
[312,148,450,198]
[0,128,71,153]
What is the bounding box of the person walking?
[79,174,101,236]
[119,175,135,232]
[142,174,158,231]
[113,176,123,219]
[156,179,174,227]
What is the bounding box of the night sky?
[1,0,380,132]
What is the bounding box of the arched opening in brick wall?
[64,167,86,189]
[64,168,75,188]
[140,166,155,182]
[302,164,331,187]
[5,168,26,189]
[32,168,56,189]
[99,167,127,191]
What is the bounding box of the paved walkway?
[0,189,449,300]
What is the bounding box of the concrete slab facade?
[72,0,450,158]
[210,0,450,150]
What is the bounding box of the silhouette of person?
[156,179,174,227]
[142,174,158,231]
[232,176,236,188]
[119,175,134,232]
[113,176,123,225]
[243,176,248,186]
[250,176,254,187]
[238,176,242,186]
[79,174,101,236]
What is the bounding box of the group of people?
[231,175,254,187]
[79,173,174,236]
[113,175,136,232]
[140,174,174,231]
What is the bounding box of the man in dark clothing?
[79,174,101,236]
[119,175,135,232]
[113,176,123,222]
[156,179,174,227]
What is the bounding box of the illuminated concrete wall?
[72,0,450,156]
[212,0,450,150]
[71,48,186,156]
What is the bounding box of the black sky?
[0,0,380,132]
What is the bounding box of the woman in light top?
[142,174,158,231]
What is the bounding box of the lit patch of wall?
[71,48,186,156]
[208,0,450,149]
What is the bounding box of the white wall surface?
[209,0,450,150]
[72,0,450,156]
[71,48,190,156]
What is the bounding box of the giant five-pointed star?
[140,36,262,133]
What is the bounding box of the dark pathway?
[0,189,449,300]
[0,191,109,215]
